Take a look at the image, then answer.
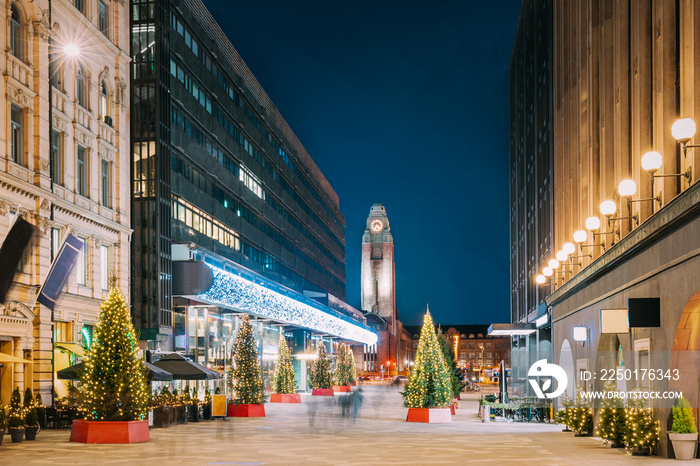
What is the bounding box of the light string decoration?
[334,344,356,386]
[309,342,333,389]
[198,266,378,345]
[402,310,452,409]
[78,287,149,421]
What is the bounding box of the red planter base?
[406,408,452,423]
[270,393,301,403]
[70,419,150,444]
[312,388,335,396]
[227,404,266,417]
[333,385,352,393]
[450,402,456,415]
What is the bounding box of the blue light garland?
[198,266,378,345]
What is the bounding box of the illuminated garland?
[272,334,296,394]
[402,311,452,409]
[78,287,148,421]
[623,394,659,454]
[198,267,377,345]
[229,314,266,404]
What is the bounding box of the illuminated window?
[100,80,111,125]
[55,321,74,343]
[101,244,109,290]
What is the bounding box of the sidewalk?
[0,384,689,465]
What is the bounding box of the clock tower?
[361,204,396,330]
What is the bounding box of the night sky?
[201,0,523,326]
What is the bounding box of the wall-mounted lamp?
[572,326,587,342]
[600,198,637,225]
[542,266,553,277]
[641,150,691,182]
[575,224,605,251]
[548,259,560,270]
[562,242,576,255]
[672,118,700,158]
[535,274,546,284]
[555,250,568,262]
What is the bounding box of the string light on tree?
[78,287,149,421]
[229,314,266,404]
[309,341,333,389]
[271,333,296,395]
[402,309,452,409]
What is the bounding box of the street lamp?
[641,150,691,182]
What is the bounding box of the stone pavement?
[0,384,690,465]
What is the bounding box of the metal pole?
[48,0,55,407]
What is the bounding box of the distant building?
[404,324,511,373]
[360,204,412,375]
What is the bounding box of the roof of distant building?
[404,324,506,339]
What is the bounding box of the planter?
[152,405,173,428]
[70,419,150,444]
[333,385,352,393]
[203,402,212,420]
[669,432,699,460]
[406,407,452,423]
[227,404,265,417]
[312,388,335,396]
[190,405,200,422]
[270,393,302,403]
[25,425,39,440]
[574,431,589,437]
[0,430,4,445]
[628,446,652,456]
[450,402,456,415]
[9,427,24,443]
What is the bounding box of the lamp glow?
[63,43,81,58]
[585,216,601,231]
[556,250,568,262]
[672,118,696,143]
[562,242,576,255]
[536,275,546,284]
[573,326,588,342]
[618,179,637,197]
[548,259,560,269]
[641,151,663,172]
[600,200,617,216]
[542,267,553,277]
[573,230,587,244]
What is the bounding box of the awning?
[488,323,537,336]
[55,342,86,357]
[57,361,173,381]
[152,353,221,380]
[0,352,33,364]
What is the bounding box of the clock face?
[371,220,383,232]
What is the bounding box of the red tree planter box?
[227,404,266,417]
[333,385,352,393]
[450,403,456,415]
[406,408,452,423]
[312,388,335,396]
[70,420,150,443]
[269,394,301,403]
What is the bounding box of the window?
[74,0,84,14]
[469,343,475,350]
[51,130,62,184]
[101,159,110,207]
[100,244,109,290]
[76,64,86,108]
[10,4,21,60]
[81,324,94,349]
[460,352,466,360]
[11,105,22,165]
[460,342,466,349]
[100,80,111,125]
[98,1,108,35]
[49,57,60,89]
[55,321,74,343]
[77,146,87,196]
[76,236,86,285]
[51,227,61,261]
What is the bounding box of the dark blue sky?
[202,1,522,326]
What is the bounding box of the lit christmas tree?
[402,310,452,409]
[271,334,296,394]
[437,332,461,399]
[309,342,333,389]
[623,393,659,454]
[229,314,265,404]
[554,392,573,430]
[347,346,357,384]
[334,344,354,386]
[572,389,592,435]
[596,379,625,446]
[78,287,148,421]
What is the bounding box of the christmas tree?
[78,287,148,421]
[596,380,625,446]
[554,392,573,429]
[402,310,453,409]
[437,332,461,399]
[309,342,333,389]
[334,344,354,386]
[571,389,592,434]
[623,395,659,454]
[23,388,38,428]
[7,387,24,428]
[271,334,296,394]
[229,314,265,404]
[347,347,357,384]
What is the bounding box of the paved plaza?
[0,384,691,465]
